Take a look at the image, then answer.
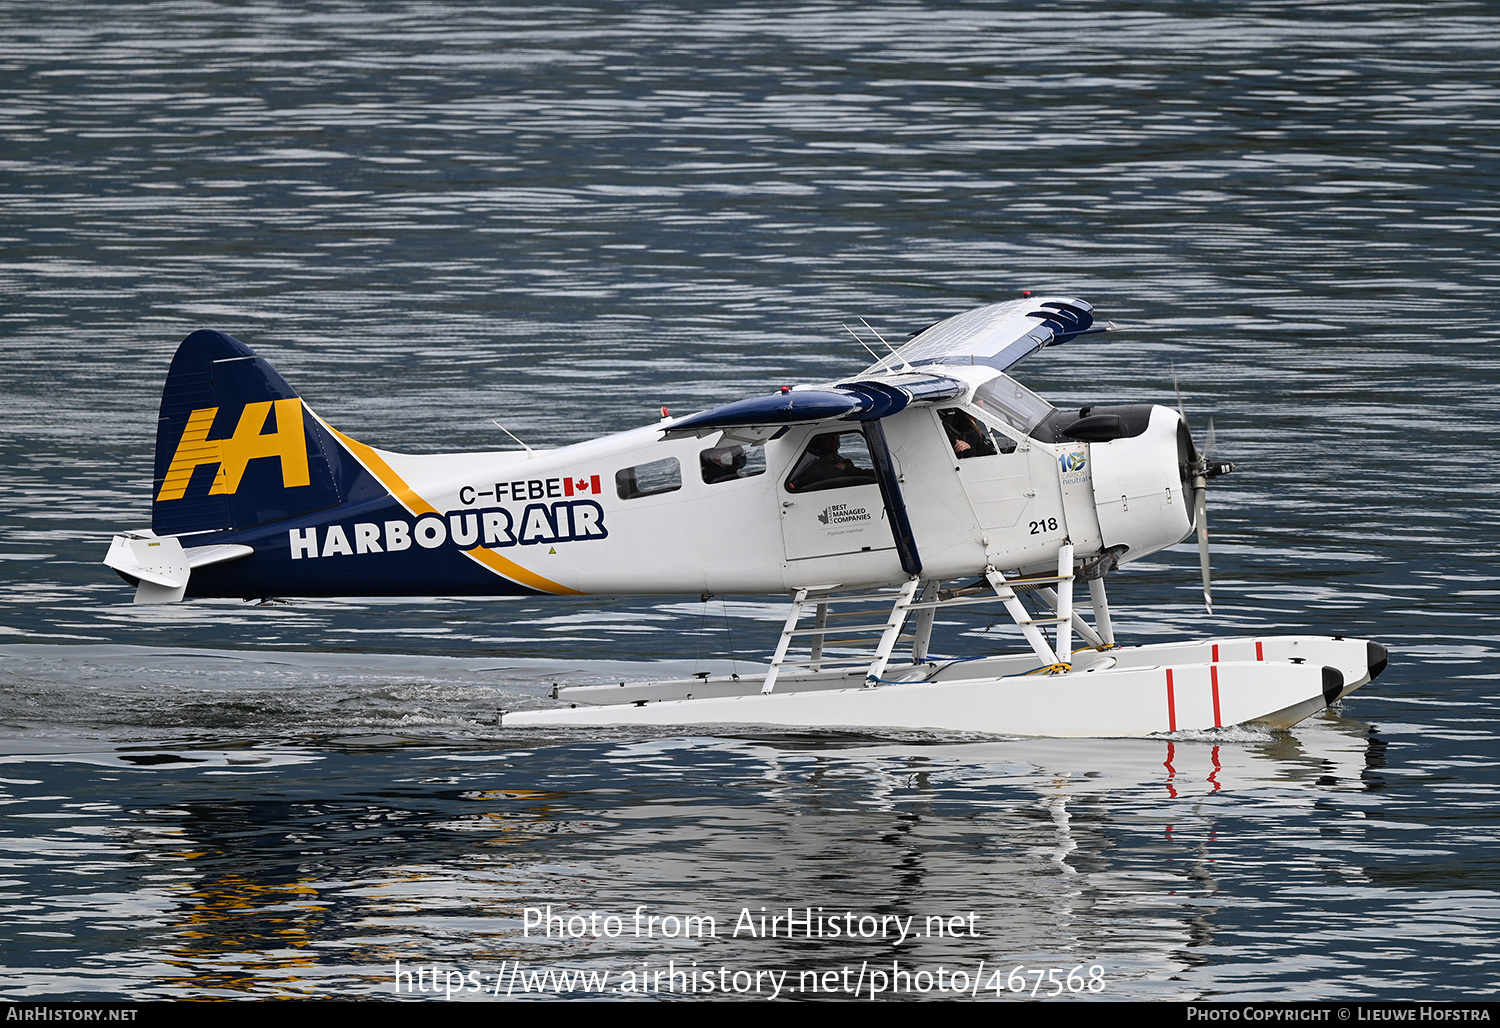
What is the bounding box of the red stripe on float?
[1256,640,1264,662]
[1166,668,1177,732]
[1211,644,1219,663]
[1211,664,1222,728]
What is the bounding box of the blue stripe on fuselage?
[184,496,608,599]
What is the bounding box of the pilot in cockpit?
[939,408,998,459]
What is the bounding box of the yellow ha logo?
[156,399,310,502]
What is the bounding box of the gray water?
[1,0,1497,1002]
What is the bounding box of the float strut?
[865,577,920,687]
[1088,578,1115,647]
[1035,586,1105,650]
[808,601,829,671]
[910,580,937,663]
[985,566,1061,668]
[1055,543,1075,663]
[763,587,809,694]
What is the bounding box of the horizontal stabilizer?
[103,530,253,604]
[185,542,257,570]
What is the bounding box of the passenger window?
[700,443,767,484]
[783,432,878,493]
[616,457,682,499]
[938,408,1009,458]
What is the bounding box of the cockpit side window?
[938,408,1005,458]
[783,431,878,493]
[700,442,767,484]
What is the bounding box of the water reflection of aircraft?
[103,296,1386,736]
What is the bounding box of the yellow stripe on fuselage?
[322,420,582,597]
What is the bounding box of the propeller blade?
[1176,370,1219,614]
[1172,367,1188,431]
[1195,484,1212,614]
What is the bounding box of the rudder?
[152,330,381,537]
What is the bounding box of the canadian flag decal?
[563,475,602,497]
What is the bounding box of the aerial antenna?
[861,317,912,372]
[490,419,536,457]
[859,317,891,348]
[842,323,886,366]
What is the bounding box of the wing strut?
[861,419,921,576]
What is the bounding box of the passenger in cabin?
[700,445,748,483]
[939,408,998,459]
[784,432,877,492]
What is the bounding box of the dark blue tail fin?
[152,330,382,538]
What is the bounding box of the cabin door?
[779,429,893,560]
[948,411,1033,533]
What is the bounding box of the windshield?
[971,374,1054,436]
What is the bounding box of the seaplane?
[103,295,1388,737]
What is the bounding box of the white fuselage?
[357,366,1194,597]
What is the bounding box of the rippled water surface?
[2,0,1498,1002]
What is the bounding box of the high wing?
[659,372,967,440]
[863,296,1097,375]
[661,296,1097,440]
